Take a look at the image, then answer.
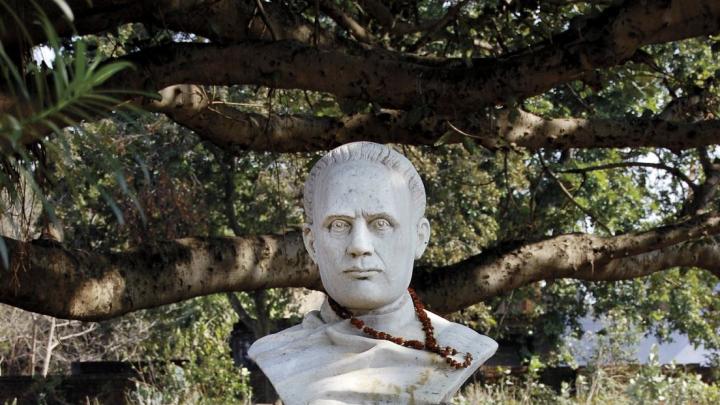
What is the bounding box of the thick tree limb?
[144,85,446,152]
[84,1,718,114]
[6,79,720,152]
[147,89,720,153]
[416,211,720,313]
[4,0,720,146]
[0,234,320,321]
[4,1,719,113]
[0,0,339,52]
[2,212,719,320]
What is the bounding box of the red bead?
[328,287,472,369]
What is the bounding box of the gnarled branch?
[147,90,720,153]
[2,212,718,320]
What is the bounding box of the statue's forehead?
[324,159,391,179]
[314,161,409,213]
[321,161,405,192]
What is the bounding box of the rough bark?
[0,234,320,321]
[0,0,338,53]
[2,0,720,321]
[3,0,720,150]
[105,0,720,115]
[416,212,720,313]
[2,213,719,320]
[148,88,720,153]
[680,148,720,217]
[16,0,703,115]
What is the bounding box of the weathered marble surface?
[248,142,498,404]
[249,292,497,404]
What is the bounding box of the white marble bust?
[248,142,497,404]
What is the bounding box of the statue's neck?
[320,291,425,341]
[347,292,409,316]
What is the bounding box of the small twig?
[558,161,698,192]
[210,100,266,108]
[319,0,375,44]
[564,83,594,114]
[254,0,279,41]
[263,88,275,136]
[41,317,55,377]
[58,324,97,341]
[314,0,320,47]
[302,90,315,110]
[446,121,495,151]
[539,154,613,235]
[447,121,482,139]
[226,292,257,332]
[502,151,520,211]
[698,146,714,174]
[490,18,509,54]
[408,0,470,52]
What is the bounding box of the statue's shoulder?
[427,310,498,365]
[248,310,326,361]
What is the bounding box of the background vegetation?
[1,0,719,403]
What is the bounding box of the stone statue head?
[302,142,431,311]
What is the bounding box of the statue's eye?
[329,219,351,233]
[372,218,392,231]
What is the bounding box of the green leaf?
[461,137,478,154]
[90,61,134,86]
[0,237,9,270]
[51,0,74,21]
[100,188,125,225]
[508,108,520,123]
[404,106,427,126]
[434,130,455,146]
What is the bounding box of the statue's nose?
[347,222,373,258]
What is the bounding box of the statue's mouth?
[343,267,382,279]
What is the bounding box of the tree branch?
[253,0,279,41]
[89,0,720,114]
[681,147,720,216]
[4,1,720,145]
[319,0,375,44]
[0,234,320,321]
[7,79,720,153]
[406,0,470,52]
[2,212,719,320]
[557,161,698,192]
[226,292,256,332]
[358,0,467,37]
[147,91,720,153]
[0,0,340,53]
[539,154,614,235]
[415,211,720,313]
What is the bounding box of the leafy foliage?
[1,1,720,401]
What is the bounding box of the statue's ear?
[302,223,317,262]
[415,218,431,259]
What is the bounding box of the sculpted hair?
[304,142,426,224]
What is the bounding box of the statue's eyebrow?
[320,212,399,228]
[321,213,354,228]
[363,211,399,226]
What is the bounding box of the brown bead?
[329,287,473,370]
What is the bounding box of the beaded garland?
[327,287,473,369]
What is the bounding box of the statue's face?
[304,161,430,310]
